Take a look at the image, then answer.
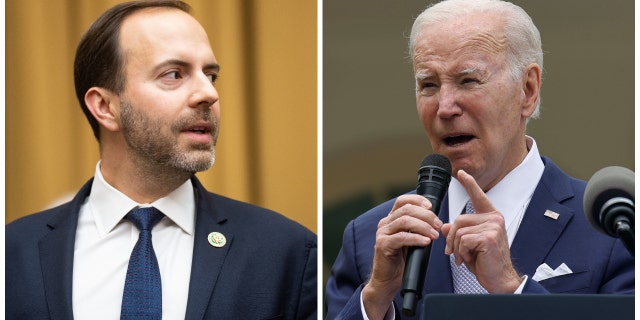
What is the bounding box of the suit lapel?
[420,158,578,295]
[39,219,77,320]
[33,177,240,319]
[510,159,575,276]
[185,178,232,320]
[38,180,93,320]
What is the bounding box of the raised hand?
[441,169,522,293]
[362,194,443,319]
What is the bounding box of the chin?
[450,160,476,178]
[172,150,215,173]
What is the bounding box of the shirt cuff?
[360,290,395,320]
[514,275,528,294]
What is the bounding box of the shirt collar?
[448,136,544,222]
[89,161,196,237]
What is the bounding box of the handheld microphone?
[401,154,452,316]
[583,166,634,256]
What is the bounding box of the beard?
[119,99,217,175]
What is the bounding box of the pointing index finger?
[456,169,497,214]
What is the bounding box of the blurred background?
[323,0,634,288]
[6,0,317,233]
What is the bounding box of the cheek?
[416,98,436,126]
[416,100,442,148]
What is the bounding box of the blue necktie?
[121,207,165,319]
[450,201,488,294]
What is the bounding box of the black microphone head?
[583,166,634,235]
[416,154,452,214]
[421,153,452,175]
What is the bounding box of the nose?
[189,72,219,108]
[436,84,462,119]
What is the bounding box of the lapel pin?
[208,232,227,248]
[544,210,560,220]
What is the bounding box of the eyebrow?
[415,67,482,80]
[415,72,434,81]
[204,62,221,72]
[153,59,221,73]
[459,67,479,75]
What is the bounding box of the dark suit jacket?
[6,177,317,320]
[325,157,634,319]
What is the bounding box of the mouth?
[182,123,213,135]
[443,134,475,147]
[180,122,216,146]
[185,126,211,134]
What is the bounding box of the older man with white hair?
[325,0,634,319]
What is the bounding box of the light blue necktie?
[450,201,488,294]
[121,207,165,319]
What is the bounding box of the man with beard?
[5,1,317,319]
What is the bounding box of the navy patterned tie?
[450,201,488,294]
[121,207,165,319]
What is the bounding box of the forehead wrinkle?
[464,31,508,56]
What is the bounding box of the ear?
[521,63,541,118]
[84,87,121,133]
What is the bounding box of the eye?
[206,73,218,84]
[419,81,438,95]
[418,80,438,89]
[461,78,476,84]
[162,70,182,80]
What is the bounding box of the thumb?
[441,223,451,237]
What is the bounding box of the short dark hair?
[73,0,191,141]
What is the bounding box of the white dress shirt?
[447,136,544,247]
[72,162,195,320]
[361,136,545,320]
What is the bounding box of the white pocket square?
[532,263,573,281]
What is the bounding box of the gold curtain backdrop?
[6,0,318,233]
